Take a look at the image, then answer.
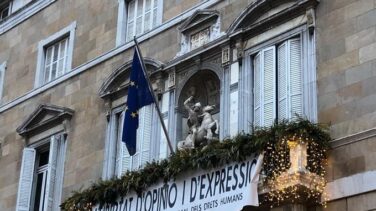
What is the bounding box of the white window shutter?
[140,105,152,166]
[44,136,59,211]
[16,148,36,211]
[278,42,288,121]
[288,38,303,120]
[253,53,261,127]
[262,47,276,127]
[118,112,131,176]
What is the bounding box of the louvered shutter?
[16,148,36,211]
[139,105,152,167]
[44,135,59,210]
[253,53,261,127]
[262,47,276,127]
[278,42,288,121]
[118,112,131,176]
[289,38,303,120]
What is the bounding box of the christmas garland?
[61,119,331,210]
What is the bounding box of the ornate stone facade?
[0,0,376,210]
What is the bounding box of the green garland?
[61,119,331,210]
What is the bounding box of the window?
[0,62,6,104]
[253,37,302,127]
[0,0,12,21]
[35,22,76,87]
[177,10,221,56]
[115,106,153,176]
[16,134,66,211]
[190,27,210,50]
[43,37,69,83]
[125,0,161,41]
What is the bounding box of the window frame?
[243,25,317,129]
[116,0,163,46]
[0,0,12,21]
[104,103,156,179]
[35,21,76,87]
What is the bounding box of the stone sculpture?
[178,96,219,150]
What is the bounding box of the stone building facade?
[0,0,375,210]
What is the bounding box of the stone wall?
[316,1,376,210]
[316,0,376,139]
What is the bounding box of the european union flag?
[122,47,155,156]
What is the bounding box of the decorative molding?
[330,127,376,148]
[98,58,164,98]
[16,103,74,137]
[325,170,376,201]
[227,0,319,38]
[0,0,56,35]
[0,0,221,114]
[177,9,223,56]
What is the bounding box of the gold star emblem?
[131,112,138,118]
[130,81,136,86]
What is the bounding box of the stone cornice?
[330,128,376,148]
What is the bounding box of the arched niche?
[176,69,221,143]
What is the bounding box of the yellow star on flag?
[131,112,137,118]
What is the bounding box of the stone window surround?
[177,10,223,56]
[100,58,171,180]
[16,104,73,211]
[34,21,76,88]
[116,0,164,46]
[0,0,220,114]
[0,61,6,104]
[0,0,56,35]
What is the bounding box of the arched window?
[99,58,170,179]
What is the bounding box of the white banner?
[94,154,263,211]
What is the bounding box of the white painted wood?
[288,38,303,120]
[253,53,261,127]
[125,0,161,42]
[278,42,288,121]
[44,136,58,210]
[262,47,276,127]
[16,148,36,211]
[325,170,376,201]
[139,105,152,167]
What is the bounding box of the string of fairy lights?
[261,134,328,208]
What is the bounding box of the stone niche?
[177,69,220,143]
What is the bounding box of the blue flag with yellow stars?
[122,47,154,156]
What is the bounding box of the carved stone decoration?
[178,96,219,150]
[176,10,224,57]
[16,104,74,138]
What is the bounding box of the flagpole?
[133,37,175,154]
